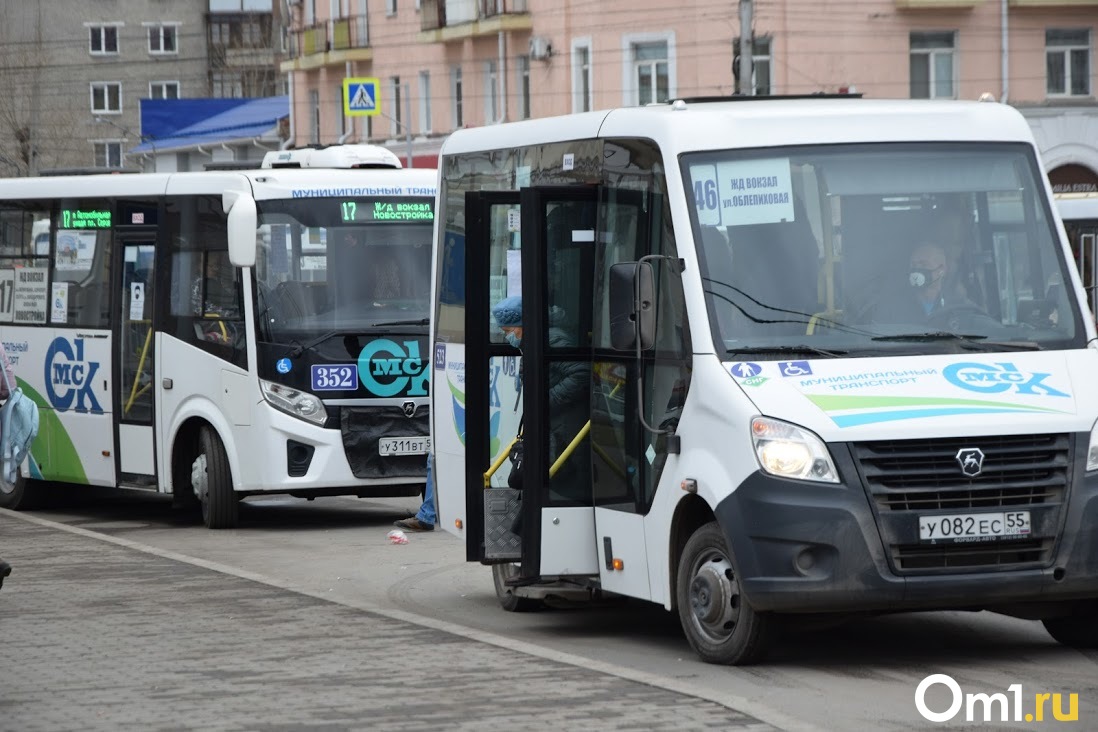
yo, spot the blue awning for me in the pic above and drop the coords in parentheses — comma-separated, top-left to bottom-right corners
(132, 96, 288, 153)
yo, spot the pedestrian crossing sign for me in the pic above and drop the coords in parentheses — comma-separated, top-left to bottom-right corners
(343, 77, 380, 117)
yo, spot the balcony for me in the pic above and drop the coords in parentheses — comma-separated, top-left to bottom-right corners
(419, 0, 532, 43)
(280, 18, 372, 73)
(894, 0, 984, 7)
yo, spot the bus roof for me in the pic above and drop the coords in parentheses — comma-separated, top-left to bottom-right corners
(439, 98, 1038, 158)
(0, 167, 438, 203)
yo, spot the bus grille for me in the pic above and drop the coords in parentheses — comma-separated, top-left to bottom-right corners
(850, 433, 1070, 573)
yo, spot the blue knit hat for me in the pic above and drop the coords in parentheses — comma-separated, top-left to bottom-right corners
(492, 296, 522, 327)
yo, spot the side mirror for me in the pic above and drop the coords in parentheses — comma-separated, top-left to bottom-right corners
(609, 261, 656, 351)
(225, 192, 257, 268)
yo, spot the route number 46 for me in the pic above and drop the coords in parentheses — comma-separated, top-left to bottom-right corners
(694, 179, 718, 210)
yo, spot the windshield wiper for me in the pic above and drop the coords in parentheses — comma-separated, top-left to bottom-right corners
(726, 344, 847, 358)
(288, 330, 341, 358)
(372, 317, 429, 328)
(871, 332, 1041, 351)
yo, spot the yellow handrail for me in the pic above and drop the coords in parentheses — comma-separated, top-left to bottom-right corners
(124, 327, 153, 415)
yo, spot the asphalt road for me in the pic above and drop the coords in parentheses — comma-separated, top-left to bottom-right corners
(10, 485, 1098, 732)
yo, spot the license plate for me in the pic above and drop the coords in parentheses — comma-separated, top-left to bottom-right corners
(378, 436, 430, 456)
(919, 511, 1031, 542)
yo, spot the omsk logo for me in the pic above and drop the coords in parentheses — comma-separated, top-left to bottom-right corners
(45, 336, 103, 413)
(943, 362, 1069, 397)
(358, 339, 429, 397)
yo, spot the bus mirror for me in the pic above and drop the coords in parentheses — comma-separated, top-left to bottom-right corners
(226, 194, 257, 268)
(609, 261, 656, 351)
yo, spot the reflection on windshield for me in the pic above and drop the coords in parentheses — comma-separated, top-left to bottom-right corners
(255, 198, 433, 346)
(687, 144, 1081, 357)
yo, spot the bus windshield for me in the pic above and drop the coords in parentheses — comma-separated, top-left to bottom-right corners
(254, 196, 433, 346)
(684, 142, 1083, 357)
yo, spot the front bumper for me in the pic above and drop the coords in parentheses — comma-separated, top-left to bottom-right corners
(715, 436, 1098, 613)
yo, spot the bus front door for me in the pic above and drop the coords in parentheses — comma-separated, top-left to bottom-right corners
(462, 188, 600, 582)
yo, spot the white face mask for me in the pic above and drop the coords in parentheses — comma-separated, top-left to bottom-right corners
(505, 332, 522, 349)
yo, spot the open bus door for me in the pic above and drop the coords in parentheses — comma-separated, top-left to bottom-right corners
(462, 187, 603, 598)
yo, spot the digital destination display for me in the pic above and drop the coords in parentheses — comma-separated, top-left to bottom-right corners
(60, 209, 111, 229)
(340, 198, 434, 224)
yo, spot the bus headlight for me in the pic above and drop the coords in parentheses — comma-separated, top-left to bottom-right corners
(260, 379, 327, 426)
(751, 416, 839, 483)
(1087, 422, 1098, 472)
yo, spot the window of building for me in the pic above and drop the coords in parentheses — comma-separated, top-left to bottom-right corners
(418, 71, 432, 134)
(452, 66, 463, 129)
(387, 0, 397, 15)
(517, 55, 531, 120)
(1047, 29, 1091, 97)
(573, 40, 592, 113)
(733, 36, 772, 95)
(90, 82, 122, 114)
(484, 61, 499, 123)
(211, 72, 244, 98)
(210, 15, 271, 49)
(910, 31, 956, 99)
(309, 89, 320, 145)
(147, 24, 179, 54)
(88, 25, 119, 55)
(149, 81, 180, 99)
(390, 76, 402, 137)
(93, 141, 123, 168)
(623, 34, 673, 106)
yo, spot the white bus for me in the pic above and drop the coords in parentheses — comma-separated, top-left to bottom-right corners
(0, 144, 437, 528)
(1055, 192, 1098, 322)
(430, 98, 1098, 664)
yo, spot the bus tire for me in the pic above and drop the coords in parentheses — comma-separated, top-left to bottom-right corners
(0, 472, 35, 510)
(195, 426, 237, 529)
(676, 521, 772, 665)
(492, 563, 542, 612)
(1043, 609, 1098, 648)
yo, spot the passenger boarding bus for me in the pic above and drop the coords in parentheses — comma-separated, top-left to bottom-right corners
(430, 97, 1098, 664)
(0, 144, 436, 528)
(1055, 191, 1098, 322)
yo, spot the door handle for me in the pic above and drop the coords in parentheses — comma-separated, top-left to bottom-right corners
(162, 378, 173, 389)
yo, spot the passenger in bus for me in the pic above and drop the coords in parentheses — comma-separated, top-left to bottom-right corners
(191, 257, 242, 344)
(491, 296, 589, 502)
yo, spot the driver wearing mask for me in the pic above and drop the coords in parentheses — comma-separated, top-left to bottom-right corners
(871, 241, 975, 325)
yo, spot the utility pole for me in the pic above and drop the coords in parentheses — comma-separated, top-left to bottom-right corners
(739, 0, 754, 97)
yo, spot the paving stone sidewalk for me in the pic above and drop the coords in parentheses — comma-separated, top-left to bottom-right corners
(0, 514, 775, 732)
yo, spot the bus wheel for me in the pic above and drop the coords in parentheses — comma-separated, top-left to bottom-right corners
(492, 563, 542, 612)
(0, 473, 35, 510)
(676, 521, 772, 665)
(193, 426, 237, 530)
(1043, 609, 1098, 648)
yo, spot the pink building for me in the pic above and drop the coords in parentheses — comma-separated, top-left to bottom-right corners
(282, 0, 1098, 188)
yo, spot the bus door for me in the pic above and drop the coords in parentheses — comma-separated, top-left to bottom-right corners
(115, 235, 157, 482)
(463, 187, 601, 580)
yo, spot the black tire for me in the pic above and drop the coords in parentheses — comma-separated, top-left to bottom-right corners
(195, 425, 237, 529)
(492, 563, 543, 612)
(1043, 612, 1098, 648)
(676, 521, 772, 665)
(0, 472, 37, 510)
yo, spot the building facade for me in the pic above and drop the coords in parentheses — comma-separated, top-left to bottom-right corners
(0, 0, 281, 175)
(281, 0, 1097, 185)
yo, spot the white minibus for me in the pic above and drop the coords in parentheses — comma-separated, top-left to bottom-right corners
(430, 97, 1098, 664)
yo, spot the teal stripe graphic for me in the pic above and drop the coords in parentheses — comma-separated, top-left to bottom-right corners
(831, 406, 1056, 428)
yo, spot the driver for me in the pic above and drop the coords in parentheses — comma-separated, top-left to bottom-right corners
(872, 241, 971, 325)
